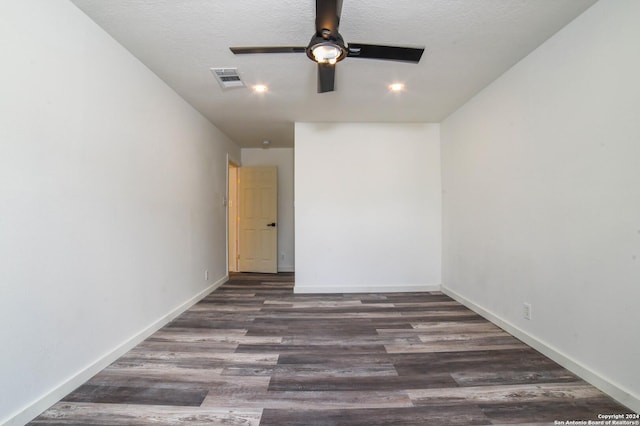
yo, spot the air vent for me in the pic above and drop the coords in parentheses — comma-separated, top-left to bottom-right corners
(210, 68, 246, 89)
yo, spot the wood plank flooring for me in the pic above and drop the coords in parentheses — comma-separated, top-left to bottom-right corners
(31, 273, 632, 425)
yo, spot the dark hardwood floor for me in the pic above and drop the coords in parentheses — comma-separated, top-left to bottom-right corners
(31, 273, 632, 425)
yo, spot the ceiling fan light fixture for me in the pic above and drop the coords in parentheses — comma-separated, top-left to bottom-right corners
(306, 33, 347, 64)
(311, 43, 344, 64)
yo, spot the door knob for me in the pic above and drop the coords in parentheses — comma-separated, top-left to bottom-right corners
(267, 222, 277, 227)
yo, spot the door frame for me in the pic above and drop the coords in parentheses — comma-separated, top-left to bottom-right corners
(227, 157, 240, 274)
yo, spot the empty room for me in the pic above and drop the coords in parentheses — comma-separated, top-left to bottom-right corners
(1, 0, 638, 425)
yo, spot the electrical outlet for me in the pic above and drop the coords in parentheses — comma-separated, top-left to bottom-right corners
(205, 270, 209, 281)
(523, 303, 532, 320)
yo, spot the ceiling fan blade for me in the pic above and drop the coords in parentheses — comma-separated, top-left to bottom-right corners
(347, 43, 424, 63)
(230, 46, 306, 54)
(317, 63, 335, 93)
(316, 0, 343, 36)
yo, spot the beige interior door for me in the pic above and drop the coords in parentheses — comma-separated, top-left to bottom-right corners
(238, 166, 278, 273)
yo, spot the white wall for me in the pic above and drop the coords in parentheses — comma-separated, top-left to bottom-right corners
(441, 0, 640, 412)
(0, 1, 240, 424)
(241, 148, 295, 272)
(295, 123, 441, 293)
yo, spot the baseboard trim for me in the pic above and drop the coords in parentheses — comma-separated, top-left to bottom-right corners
(441, 285, 640, 414)
(277, 266, 295, 273)
(294, 283, 441, 294)
(4, 275, 228, 426)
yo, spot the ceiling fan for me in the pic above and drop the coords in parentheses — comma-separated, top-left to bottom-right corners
(229, 0, 425, 93)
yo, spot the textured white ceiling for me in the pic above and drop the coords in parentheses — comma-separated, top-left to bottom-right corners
(69, 0, 597, 147)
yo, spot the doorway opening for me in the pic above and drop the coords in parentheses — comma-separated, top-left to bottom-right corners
(228, 164, 279, 273)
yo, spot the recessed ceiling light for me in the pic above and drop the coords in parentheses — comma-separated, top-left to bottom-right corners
(253, 84, 268, 93)
(389, 83, 405, 92)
